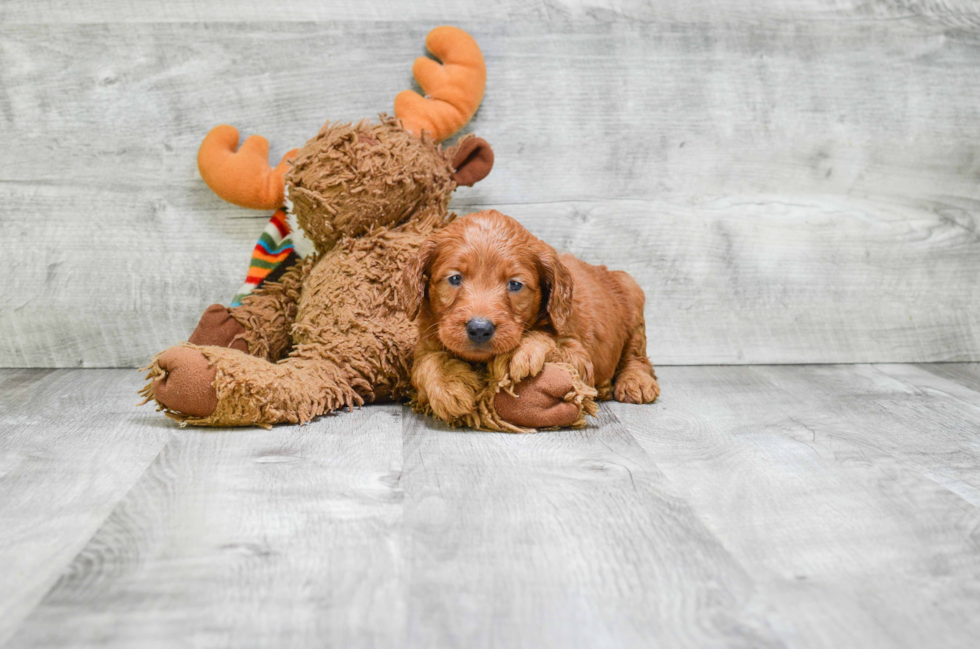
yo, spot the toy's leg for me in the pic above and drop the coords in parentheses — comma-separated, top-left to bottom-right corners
(612, 317, 660, 404)
(188, 304, 249, 352)
(140, 344, 362, 427)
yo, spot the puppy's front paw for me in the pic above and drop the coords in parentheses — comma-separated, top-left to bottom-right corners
(613, 370, 660, 404)
(425, 376, 480, 422)
(506, 331, 556, 383)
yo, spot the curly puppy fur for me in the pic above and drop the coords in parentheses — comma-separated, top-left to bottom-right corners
(404, 210, 659, 429)
(141, 118, 495, 427)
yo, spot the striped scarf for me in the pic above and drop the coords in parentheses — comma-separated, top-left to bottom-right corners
(230, 210, 302, 307)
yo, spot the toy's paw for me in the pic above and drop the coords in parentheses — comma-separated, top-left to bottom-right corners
(613, 369, 660, 404)
(495, 363, 581, 429)
(152, 347, 219, 418)
(188, 304, 248, 352)
(426, 376, 480, 422)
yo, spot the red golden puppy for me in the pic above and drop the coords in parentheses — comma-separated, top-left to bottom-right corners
(403, 209, 659, 430)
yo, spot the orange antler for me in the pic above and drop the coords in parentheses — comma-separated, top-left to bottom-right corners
(197, 125, 297, 210)
(395, 26, 486, 143)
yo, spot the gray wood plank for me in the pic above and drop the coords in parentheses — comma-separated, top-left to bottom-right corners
(5, 404, 406, 649)
(612, 364, 980, 648)
(399, 409, 780, 648)
(917, 362, 980, 394)
(760, 363, 980, 506)
(3, 18, 980, 367)
(0, 370, 172, 646)
(5, 20, 980, 206)
(3, 0, 980, 27)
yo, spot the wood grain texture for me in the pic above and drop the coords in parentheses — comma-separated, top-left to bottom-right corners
(0, 370, 171, 646)
(7, 404, 406, 649)
(3, 365, 980, 646)
(399, 408, 778, 648)
(2, 7, 980, 367)
(614, 364, 980, 648)
(4, 0, 980, 27)
(918, 362, 980, 393)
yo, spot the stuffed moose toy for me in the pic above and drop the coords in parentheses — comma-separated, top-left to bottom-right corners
(141, 27, 598, 431)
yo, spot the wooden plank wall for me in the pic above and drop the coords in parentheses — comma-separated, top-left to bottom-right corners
(2, 1, 979, 367)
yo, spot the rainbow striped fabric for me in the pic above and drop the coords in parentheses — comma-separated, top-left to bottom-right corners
(230, 210, 300, 307)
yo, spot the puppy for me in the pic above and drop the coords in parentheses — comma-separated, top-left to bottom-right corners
(403, 209, 659, 428)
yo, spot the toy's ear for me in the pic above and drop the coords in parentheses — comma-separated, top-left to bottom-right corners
(402, 239, 439, 321)
(452, 137, 493, 186)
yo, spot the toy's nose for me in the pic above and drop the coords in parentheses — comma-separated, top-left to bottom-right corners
(466, 318, 495, 344)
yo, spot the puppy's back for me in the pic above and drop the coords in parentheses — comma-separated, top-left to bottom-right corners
(562, 256, 644, 325)
(559, 254, 646, 385)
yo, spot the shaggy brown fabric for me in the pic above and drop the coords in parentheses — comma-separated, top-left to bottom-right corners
(286, 118, 456, 251)
(230, 256, 315, 361)
(143, 212, 447, 427)
(405, 358, 596, 434)
(406, 323, 598, 434)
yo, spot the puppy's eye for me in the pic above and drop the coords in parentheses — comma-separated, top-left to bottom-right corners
(447, 274, 463, 287)
(507, 280, 523, 292)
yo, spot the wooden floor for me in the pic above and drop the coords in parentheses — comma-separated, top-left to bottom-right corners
(1, 364, 978, 648)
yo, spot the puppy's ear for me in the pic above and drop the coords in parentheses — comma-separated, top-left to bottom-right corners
(536, 242, 574, 335)
(402, 239, 438, 321)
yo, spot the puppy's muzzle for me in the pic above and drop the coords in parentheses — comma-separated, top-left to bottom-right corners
(466, 318, 495, 344)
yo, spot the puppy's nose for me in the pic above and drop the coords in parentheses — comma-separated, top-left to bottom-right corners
(466, 318, 496, 344)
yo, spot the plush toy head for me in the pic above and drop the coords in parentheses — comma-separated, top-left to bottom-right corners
(285, 118, 492, 252)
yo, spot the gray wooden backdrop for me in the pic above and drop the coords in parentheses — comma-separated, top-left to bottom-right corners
(2, 0, 980, 368)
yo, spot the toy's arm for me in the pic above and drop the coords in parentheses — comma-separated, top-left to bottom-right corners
(492, 363, 597, 430)
(228, 255, 315, 361)
(482, 331, 598, 432)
